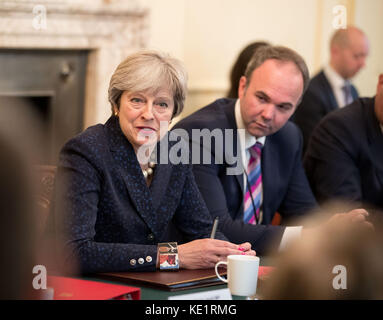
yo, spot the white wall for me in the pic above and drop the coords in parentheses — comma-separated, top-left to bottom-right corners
(353, 0, 383, 96)
(142, 0, 186, 60)
(142, 0, 383, 120)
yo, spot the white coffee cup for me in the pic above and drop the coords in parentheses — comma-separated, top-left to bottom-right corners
(215, 255, 260, 296)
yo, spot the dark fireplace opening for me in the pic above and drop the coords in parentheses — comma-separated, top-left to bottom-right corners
(1, 95, 53, 163)
(28, 96, 51, 124)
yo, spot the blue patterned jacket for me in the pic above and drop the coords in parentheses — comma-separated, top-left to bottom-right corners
(53, 116, 226, 274)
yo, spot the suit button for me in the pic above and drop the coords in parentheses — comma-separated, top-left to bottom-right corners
(146, 256, 152, 263)
(147, 233, 154, 241)
(130, 259, 136, 266)
(138, 258, 144, 265)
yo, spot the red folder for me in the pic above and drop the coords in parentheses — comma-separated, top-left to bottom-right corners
(48, 276, 140, 300)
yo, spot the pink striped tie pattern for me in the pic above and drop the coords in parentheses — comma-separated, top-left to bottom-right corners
(243, 142, 262, 224)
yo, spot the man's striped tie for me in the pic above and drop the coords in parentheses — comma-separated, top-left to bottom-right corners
(243, 142, 262, 224)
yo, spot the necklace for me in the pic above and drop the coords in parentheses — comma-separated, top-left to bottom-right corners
(142, 162, 156, 179)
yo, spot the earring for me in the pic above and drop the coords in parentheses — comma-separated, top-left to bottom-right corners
(114, 111, 118, 117)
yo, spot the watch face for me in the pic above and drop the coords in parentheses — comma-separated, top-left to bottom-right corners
(159, 254, 178, 266)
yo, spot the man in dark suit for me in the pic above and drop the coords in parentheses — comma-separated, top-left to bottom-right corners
(293, 26, 369, 154)
(304, 74, 383, 211)
(174, 45, 318, 255)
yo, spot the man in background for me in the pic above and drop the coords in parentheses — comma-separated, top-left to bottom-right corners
(293, 26, 369, 154)
(174, 45, 371, 255)
(304, 74, 383, 211)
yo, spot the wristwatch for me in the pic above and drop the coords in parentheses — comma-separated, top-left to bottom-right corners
(157, 242, 179, 271)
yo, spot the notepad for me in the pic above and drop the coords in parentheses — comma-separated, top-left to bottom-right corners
(96, 268, 228, 292)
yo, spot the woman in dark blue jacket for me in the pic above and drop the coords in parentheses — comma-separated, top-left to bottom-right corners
(54, 51, 255, 274)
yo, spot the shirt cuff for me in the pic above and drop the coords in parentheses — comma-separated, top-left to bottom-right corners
(278, 226, 302, 252)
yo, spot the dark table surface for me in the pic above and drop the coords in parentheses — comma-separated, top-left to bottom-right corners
(86, 257, 273, 300)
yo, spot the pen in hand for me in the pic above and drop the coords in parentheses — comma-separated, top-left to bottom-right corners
(210, 216, 219, 239)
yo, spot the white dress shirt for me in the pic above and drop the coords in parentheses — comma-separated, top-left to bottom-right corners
(234, 100, 302, 251)
(323, 64, 353, 108)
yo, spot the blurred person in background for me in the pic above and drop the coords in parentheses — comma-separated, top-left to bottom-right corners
(262, 203, 383, 300)
(0, 98, 42, 299)
(304, 74, 383, 211)
(0, 135, 37, 299)
(293, 26, 369, 155)
(0, 97, 77, 298)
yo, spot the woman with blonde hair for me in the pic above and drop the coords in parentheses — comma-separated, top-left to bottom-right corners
(54, 50, 255, 274)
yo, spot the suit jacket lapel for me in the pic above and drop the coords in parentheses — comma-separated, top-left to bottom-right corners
(149, 139, 173, 212)
(260, 137, 278, 221)
(364, 98, 383, 186)
(104, 116, 158, 235)
(320, 71, 339, 109)
(223, 101, 244, 194)
(351, 85, 359, 100)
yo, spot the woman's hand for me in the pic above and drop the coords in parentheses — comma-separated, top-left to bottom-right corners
(237, 242, 256, 256)
(178, 239, 256, 269)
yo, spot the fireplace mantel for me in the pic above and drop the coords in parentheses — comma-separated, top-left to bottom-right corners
(0, 0, 149, 127)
